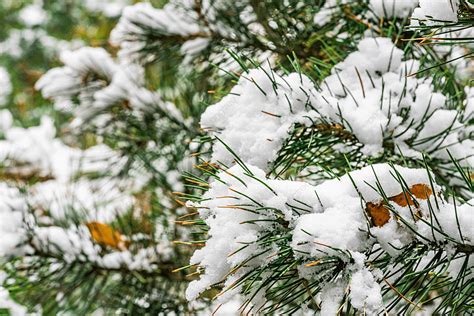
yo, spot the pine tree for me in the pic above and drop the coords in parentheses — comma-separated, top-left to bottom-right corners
(0, 0, 472, 315)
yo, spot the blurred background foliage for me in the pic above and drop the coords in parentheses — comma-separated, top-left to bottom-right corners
(0, 0, 172, 128)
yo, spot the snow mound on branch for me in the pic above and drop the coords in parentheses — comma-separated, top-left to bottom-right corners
(36, 47, 117, 112)
(187, 161, 473, 312)
(0, 112, 145, 222)
(186, 163, 320, 302)
(110, 1, 206, 62)
(19, 2, 48, 27)
(319, 37, 472, 175)
(30, 177, 135, 223)
(292, 163, 436, 258)
(349, 266, 383, 315)
(31, 225, 161, 271)
(0, 270, 33, 316)
(0, 110, 13, 132)
(370, 0, 419, 18)
(0, 116, 80, 181)
(313, 0, 350, 26)
(200, 67, 329, 169)
(0, 112, 164, 271)
(36, 46, 179, 132)
(411, 0, 459, 26)
(201, 37, 472, 178)
(314, 0, 418, 26)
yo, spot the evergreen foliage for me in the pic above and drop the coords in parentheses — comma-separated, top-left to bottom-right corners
(0, 0, 472, 315)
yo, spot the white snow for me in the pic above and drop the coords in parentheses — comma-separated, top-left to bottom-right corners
(320, 280, 346, 315)
(200, 67, 327, 169)
(0, 29, 83, 59)
(187, 161, 472, 311)
(370, 0, 419, 18)
(0, 271, 32, 316)
(36, 47, 117, 112)
(0, 67, 12, 106)
(313, 0, 349, 26)
(84, 0, 131, 17)
(201, 37, 472, 178)
(110, 1, 205, 61)
(349, 267, 383, 315)
(411, 0, 460, 25)
(19, 2, 48, 27)
(186, 163, 320, 301)
(0, 184, 30, 257)
(0, 110, 13, 132)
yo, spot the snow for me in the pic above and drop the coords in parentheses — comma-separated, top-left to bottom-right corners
(0, 271, 31, 316)
(0, 110, 13, 132)
(200, 67, 326, 169)
(0, 67, 12, 106)
(0, 184, 30, 257)
(84, 0, 131, 17)
(313, 0, 349, 26)
(292, 163, 437, 258)
(411, 0, 459, 25)
(31, 225, 161, 271)
(370, 0, 419, 18)
(293, 197, 368, 257)
(186, 163, 319, 301)
(0, 110, 149, 257)
(19, 2, 48, 27)
(187, 161, 472, 310)
(29, 178, 135, 222)
(110, 1, 206, 61)
(200, 37, 472, 178)
(2, 0, 471, 312)
(427, 27, 473, 81)
(0, 116, 77, 180)
(349, 267, 383, 315)
(465, 86, 474, 120)
(315, 0, 419, 25)
(36, 46, 173, 133)
(423, 199, 474, 245)
(36, 47, 117, 112)
(316, 37, 472, 178)
(0, 29, 82, 59)
(320, 280, 346, 315)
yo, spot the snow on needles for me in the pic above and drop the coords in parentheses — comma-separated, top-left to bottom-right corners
(186, 163, 473, 314)
(0, 270, 34, 316)
(186, 164, 319, 302)
(202, 37, 473, 179)
(411, 0, 460, 26)
(200, 67, 328, 169)
(35, 47, 118, 112)
(110, 1, 206, 62)
(36, 46, 183, 134)
(0, 110, 162, 272)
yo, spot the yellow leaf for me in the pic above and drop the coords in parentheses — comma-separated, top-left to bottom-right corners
(86, 221, 129, 250)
